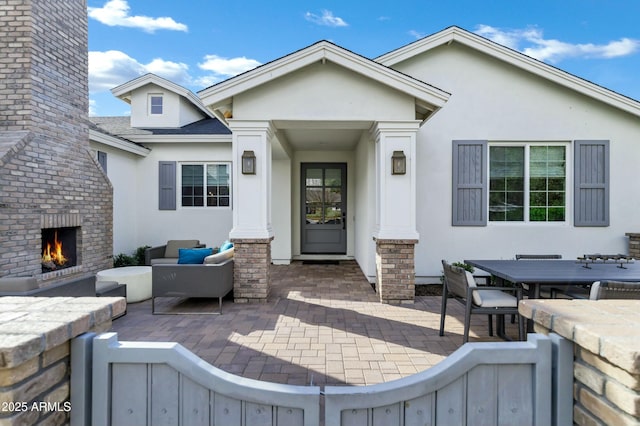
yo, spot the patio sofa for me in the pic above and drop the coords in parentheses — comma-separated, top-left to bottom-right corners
(151, 249, 234, 314)
(145, 239, 205, 265)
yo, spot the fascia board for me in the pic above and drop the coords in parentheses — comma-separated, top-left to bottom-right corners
(200, 42, 449, 109)
(199, 48, 327, 106)
(126, 134, 232, 144)
(375, 27, 458, 66)
(451, 31, 640, 117)
(89, 129, 150, 157)
(378, 28, 640, 118)
(323, 47, 449, 107)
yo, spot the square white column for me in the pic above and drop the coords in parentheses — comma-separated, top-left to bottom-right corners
(228, 120, 274, 239)
(371, 121, 421, 241)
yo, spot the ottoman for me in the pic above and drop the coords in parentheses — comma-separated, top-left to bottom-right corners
(97, 266, 152, 303)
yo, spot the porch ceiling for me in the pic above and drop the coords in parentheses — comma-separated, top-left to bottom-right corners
(274, 120, 371, 152)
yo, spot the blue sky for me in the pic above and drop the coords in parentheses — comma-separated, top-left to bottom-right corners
(88, 0, 640, 117)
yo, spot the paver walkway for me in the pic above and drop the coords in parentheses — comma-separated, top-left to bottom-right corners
(110, 261, 519, 387)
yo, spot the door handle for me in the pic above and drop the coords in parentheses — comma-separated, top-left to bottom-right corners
(342, 212, 346, 230)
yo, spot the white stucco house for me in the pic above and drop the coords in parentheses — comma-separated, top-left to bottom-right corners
(89, 26, 640, 303)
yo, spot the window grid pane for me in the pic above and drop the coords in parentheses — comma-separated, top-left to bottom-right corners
(181, 165, 203, 207)
(489, 145, 566, 223)
(181, 163, 231, 208)
(529, 146, 566, 222)
(150, 96, 163, 114)
(206, 164, 230, 207)
(489, 146, 524, 222)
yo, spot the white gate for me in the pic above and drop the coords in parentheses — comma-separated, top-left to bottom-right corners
(71, 332, 571, 426)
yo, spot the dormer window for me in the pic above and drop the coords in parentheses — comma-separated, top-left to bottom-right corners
(149, 94, 163, 115)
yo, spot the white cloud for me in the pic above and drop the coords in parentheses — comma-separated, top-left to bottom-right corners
(304, 10, 348, 27)
(197, 55, 262, 85)
(89, 50, 145, 92)
(88, 0, 187, 33)
(145, 58, 190, 82)
(475, 25, 640, 63)
(192, 75, 221, 88)
(408, 30, 426, 40)
(88, 99, 97, 116)
(89, 49, 262, 95)
(474, 25, 527, 50)
(88, 50, 190, 92)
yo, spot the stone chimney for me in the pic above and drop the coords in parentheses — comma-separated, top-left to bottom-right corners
(0, 0, 113, 281)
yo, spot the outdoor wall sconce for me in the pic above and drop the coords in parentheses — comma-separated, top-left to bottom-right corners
(391, 150, 406, 175)
(241, 150, 256, 174)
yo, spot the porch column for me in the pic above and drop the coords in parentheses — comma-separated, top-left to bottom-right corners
(371, 121, 420, 304)
(228, 120, 274, 303)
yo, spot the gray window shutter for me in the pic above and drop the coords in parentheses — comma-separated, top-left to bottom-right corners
(159, 161, 177, 210)
(452, 140, 487, 226)
(574, 140, 609, 226)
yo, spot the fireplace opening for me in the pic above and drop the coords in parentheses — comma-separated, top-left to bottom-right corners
(42, 227, 78, 273)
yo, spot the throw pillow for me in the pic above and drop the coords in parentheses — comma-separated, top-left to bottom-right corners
(177, 247, 213, 264)
(165, 240, 200, 258)
(204, 247, 234, 264)
(219, 240, 234, 252)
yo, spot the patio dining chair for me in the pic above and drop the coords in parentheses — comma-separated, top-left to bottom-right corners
(439, 260, 524, 343)
(589, 280, 640, 300)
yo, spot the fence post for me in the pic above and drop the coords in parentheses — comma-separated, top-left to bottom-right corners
(70, 332, 96, 426)
(92, 332, 120, 426)
(550, 333, 573, 426)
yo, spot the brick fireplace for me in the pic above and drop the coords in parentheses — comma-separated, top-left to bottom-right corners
(0, 0, 113, 284)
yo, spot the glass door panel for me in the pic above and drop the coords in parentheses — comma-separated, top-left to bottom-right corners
(301, 163, 347, 254)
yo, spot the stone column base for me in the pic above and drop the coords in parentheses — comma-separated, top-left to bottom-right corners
(625, 233, 640, 259)
(231, 237, 273, 303)
(374, 238, 417, 304)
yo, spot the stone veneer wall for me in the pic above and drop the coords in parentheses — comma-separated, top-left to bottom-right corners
(0, 297, 126, 425)
(520, 299, 640, 425)
(0, 0, 113, 282)
(374, 238, 417, 304)
(231, 238, 273, 303)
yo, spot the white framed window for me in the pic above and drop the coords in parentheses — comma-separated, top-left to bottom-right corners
(180, 163, 231, 207)
(489, 143, 567, 222)
(149, 94, 163, 115)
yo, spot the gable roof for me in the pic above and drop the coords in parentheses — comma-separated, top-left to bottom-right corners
(376, 26, 640, 119)
(198, 40, 451, 123)
(111, 73, 214, 119)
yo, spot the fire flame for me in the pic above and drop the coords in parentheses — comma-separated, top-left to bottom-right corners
(42, 231, 68, 266)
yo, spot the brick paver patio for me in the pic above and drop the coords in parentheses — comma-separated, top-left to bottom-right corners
(110, 261, 519, 387)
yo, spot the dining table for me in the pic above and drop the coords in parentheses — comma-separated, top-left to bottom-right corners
(464, 258, 640, 299)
